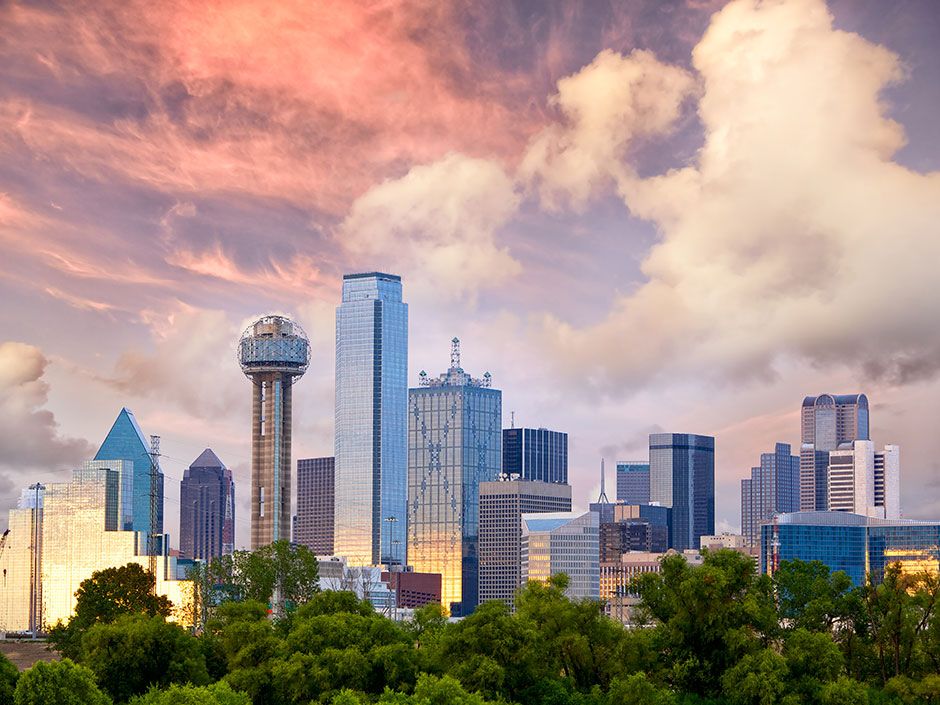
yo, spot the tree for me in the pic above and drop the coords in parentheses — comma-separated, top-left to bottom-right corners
(606, 673, 675, 705)
(783, 628, 844, 701)
(127, 682, 250, 705)
(48, 563, 172, 659)
(819, 677, 869, 705)
(0, 652, 17, 705)
(81, 614, 210, 703)
(721, 649, 789, 705)
(208, 541, 320, 611)
(774, 560, 860, 633)
(13, 659, 110, 705)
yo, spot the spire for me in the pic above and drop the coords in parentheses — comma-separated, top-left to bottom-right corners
(597, 458, 610, 504)
(450, 337, 461, 369)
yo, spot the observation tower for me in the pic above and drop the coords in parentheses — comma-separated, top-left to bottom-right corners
(238, 315, 309, 548)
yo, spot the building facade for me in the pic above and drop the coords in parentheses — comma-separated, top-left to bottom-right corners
(334, 273, 408, 566)
(761, 512, 940, 586)
(294, 456, 335, 555)
(408, 339, 501, 616)
(800, 394, 869, 511)
(616, 462, 650, 504)
(179, 449, 235, 560)
(522, 512, 599, 601)
(740, 442, 800, 548)
(478, 479, 572, 609)
(649, 433, 715, 551)
(238, 315, 309, 549)
(502, 428, 568, 484)
(827, 441, 900, 519)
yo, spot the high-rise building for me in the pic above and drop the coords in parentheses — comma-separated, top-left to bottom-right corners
(649, 433, 715, 551)
(295, 457, 335, 555)
(179, 449, 235, 560)
(478, 478, 572, 609)
(616, 462, 650, 504)
(408, 338, 501, 616)
(94, 407, 163, 539)
(800, 394, 869, 511)
(237, 315, 309, 549)
(599, 504, 671, 559)
(827, 441, 900, 519)
(334, 273, 408, 567)
(521, 511, 599, 601)
(740, 443, 800, 548)
(761, 512, 939, 586)
(502, 428, 568, 484)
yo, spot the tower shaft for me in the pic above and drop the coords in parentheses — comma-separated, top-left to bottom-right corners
(250, 372, 293, 548)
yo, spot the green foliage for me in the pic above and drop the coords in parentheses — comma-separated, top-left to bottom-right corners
(0, 652, 17, 705)
(13, 658, 110, 705)
(775, 560, 860, 633)
(819, 677, 870, 705)
(721, 649, 788, 705)
(607, 673, 675, 705)
(128, 681, 250, 705)
(81, 614, 210, 703)
(208, 541, 319, 611)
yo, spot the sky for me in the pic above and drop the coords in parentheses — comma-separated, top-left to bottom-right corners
(1, 0, 939, 545)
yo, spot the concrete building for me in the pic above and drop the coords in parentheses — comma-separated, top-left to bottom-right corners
(238, 316, 309, 549)
(334, 273, 408, 567)
(179, 449, 235, 560)
(502, 427, 568, 484)
(522, 511, 599, 601)
(649, 433, 715, 551)
(408, 338, 501, 616)
(616, 462, 650, 505)
(800, 394, 869, 511)
(740, 443, 800, 548)
(294, 457, 335, 555)
(478, 478, 572, 609)
(827, 441, 900, 519)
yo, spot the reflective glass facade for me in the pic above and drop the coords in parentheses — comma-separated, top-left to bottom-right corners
(740, 443, 800, 548)
(408, 353, 501, 616)
(616, 462, 650, 504)
(335, 273, 408, 566)
(502, 428, 568, 484)
(180, 449, 235, 560)
(295, 456, 335, 555)
(649, 433, 714, 551)
(521, 512, 599, 601)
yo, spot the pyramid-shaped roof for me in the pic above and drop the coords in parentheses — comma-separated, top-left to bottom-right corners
(190, 448, 225, 469)
(95, 407, 149, 461)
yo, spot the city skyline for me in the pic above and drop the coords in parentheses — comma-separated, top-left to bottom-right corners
(3, 0, 940, 547)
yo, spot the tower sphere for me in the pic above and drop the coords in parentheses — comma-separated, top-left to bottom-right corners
(237, 315, 310, 381)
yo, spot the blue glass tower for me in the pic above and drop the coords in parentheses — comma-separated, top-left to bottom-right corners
(94, 407, 163, 543)
(741, 442, 800, 548)
(334, 273, 408, 566)
(649, 433, 714, 551)
(502, 427, 567, 484)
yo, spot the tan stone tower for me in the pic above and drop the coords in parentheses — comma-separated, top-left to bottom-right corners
(238, 316, 309, 549)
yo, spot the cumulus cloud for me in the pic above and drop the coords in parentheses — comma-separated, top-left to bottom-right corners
(542, 0, 940, 393)
(519, 49, 696, 211)
(338, 153, 522, 300)
(0, 341, 91, 474)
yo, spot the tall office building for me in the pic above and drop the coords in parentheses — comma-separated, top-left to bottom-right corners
(599, 504, 671, 559)
(478, 478, 572, 609)
(649, 433, 715, 552)
(740, 443, 800, 548)
(408, 339, 501, 616)
(800, 394, 869, 511)
(502, 428, 568, 484)
(238, 315, 309, 549)
(295, 457, 335, 555)
(521, 511, 599, 601)
(334, 273, 408, 566)
(827, 441, 900, 519)
(94, 407, 163, 539)
(616, 462, 650, 504)
(179, 449, 235, 560)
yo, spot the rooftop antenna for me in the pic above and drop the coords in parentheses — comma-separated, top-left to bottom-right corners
(450, 337, 461, 369)
(597, 458, 610, 504)
(511, 411, 515, 429)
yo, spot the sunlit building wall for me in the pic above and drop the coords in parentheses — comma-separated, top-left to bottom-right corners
(0, 502, 39, 632)
(827, 441, 900, 519)
(334, 273, 408, 566)
(408, 339, 501, 616)
(521, 511, 599, 601)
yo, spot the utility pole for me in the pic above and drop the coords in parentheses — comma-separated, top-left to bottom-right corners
(149, 435, 161, 592)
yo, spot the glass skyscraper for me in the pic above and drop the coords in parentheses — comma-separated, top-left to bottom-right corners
(740, 442, 800, 548)
(502, 428, 568, 484)
(179, 449, 235, 560)
(616, 461, 651, 504)
(408, 339, 501, 616)
(294, 456, 335, 555)
(521, 511, 599, 601)
(334, 273, 408, 566)
(649, 433, 715, 551)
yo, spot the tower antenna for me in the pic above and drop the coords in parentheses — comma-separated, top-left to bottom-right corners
(597, 458, 609, 504)
(451, 337, 461, 369)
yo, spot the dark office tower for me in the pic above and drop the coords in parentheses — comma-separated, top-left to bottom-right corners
(740, 443, 800, 548)
(478, 478, 572, 609)
(800, 394, 869, 511)
(180, 449, 235, 560)
(649, 433, 715, 552)
(295, 457, 335, 555)
(616, 462, 650, 504)
(502, 428, 568, 484)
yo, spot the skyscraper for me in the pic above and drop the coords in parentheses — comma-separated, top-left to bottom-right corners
(179, 449, 235, 560)
(827, 441, 900, 519)
(740, 443, 800, 548)
(649, 433, 715, 551)
(408, 338, 501, 616)
(238, 315, 309, 549)
(478, 478, 572, 609)
(295, 456, 335, 555)
(800, 394, 869, 511)
(616, 461, 650, 504)
(94, 407, 163, 539)
(334, 273, 408, 567)
(502, 428, 568, 484)
(521, 511, 599, 601)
